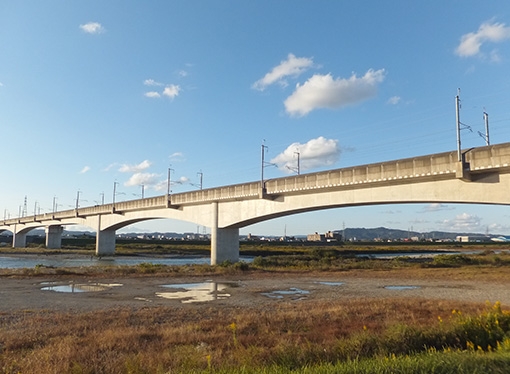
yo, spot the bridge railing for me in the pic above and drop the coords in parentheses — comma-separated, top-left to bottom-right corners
(170, 182, 260, 204)
(113, 196, 167, 211)
(466, 143, 510, 170)
(264, 150, 462, 193)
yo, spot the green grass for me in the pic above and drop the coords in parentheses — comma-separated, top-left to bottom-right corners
(184, 350, 510, 374)
(3, 301, 510, 373)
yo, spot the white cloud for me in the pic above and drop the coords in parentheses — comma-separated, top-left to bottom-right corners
(179, 176, 190, 183)
(80, 166, 90, 174)
(488, 223, 510, 234)
(284, 69, 385, 117)
(168, 153, 186, 164)
(439, 213, 482, 232)
(271, 136, 340, 173)
(124, 172, 161, 187)
(178, 70, 188, 78)
(490, 49, 502, 62)
(420, 203, 455, 213)
(119, 160, 152, 173)
(409, 218, 429, 225)
(144, 79, 163, 86)
(456, 21, 510, 57)
(387, 96, 401, 105)
(380, 210, 402, 215)
(153, 180, 168, 192)
(79, 22, 105, 34)
(144, 91, 161, 98)
(163, 84, 181, 99)
(252, 53, 314, 91)
(170, 152, 183, 158)
(103, 163, 118, 172)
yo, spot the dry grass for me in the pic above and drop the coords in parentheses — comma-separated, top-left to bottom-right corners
(0, 298, 486, 374)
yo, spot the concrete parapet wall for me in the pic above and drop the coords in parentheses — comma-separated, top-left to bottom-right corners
(1, 143, 510, 230)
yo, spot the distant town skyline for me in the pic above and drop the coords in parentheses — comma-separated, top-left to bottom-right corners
(2, 1, 510, 236)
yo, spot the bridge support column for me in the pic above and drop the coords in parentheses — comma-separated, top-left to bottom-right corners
(211, 202, 239, 265)
(45, 225, 63, 249)
(13, 231, 26, 248)
(95, 216, 116, 256)
(96, 229, 116, 256)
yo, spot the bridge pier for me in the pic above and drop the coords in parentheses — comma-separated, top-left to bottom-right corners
(211, 202, 239, 265)
(96, 228, 116, 256)
(12, 230, 26, 248)
(95, 215, 116, 256)
(45, 225, 63, 249)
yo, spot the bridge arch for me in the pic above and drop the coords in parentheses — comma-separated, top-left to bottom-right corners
(217, 174, 510, 228)
(94, 213, 206, 232)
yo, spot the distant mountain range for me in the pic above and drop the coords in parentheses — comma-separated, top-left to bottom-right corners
(334, 227, 491, 241)
(0, 227, 499, 241)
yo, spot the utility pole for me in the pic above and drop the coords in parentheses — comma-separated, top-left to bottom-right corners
(484, 111, 490, 146)
(52, 196, 57, 213)
(22, 196, 27, 217)
(100, 192, 105, 205)
(141, 184, 144, 199)
(34, 201, 38, 216)
(261, 143, 268, 189)
(456, 89, 462, 162)
(75, 190, 81, 210)
(197, 171, 203, 190)
(295, 151, 300, 175)
(113, 182, 118, 205)
(166, 167, 174, 207)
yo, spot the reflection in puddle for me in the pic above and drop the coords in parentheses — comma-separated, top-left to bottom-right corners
(261, 287, 310, 300)
(384, 286, 421, 290)
(156, 282, 234, 303)
(315, 281, 345, 286)
(135, 297, 152, 303)
(41, 282, 123, 293)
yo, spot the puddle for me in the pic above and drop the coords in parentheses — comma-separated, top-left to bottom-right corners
(315, 281, 345, 286)
(135, 297, 153, 303)
(156, 281, 236, 303)
(261, 287, 310, 300)
(41, 282, 123, 293)
(384, 286, 421, 290)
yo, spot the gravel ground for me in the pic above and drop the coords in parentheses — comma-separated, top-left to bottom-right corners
(0, 271, 508, 312)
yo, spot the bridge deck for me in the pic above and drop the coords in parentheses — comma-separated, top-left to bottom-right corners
(3, 142, 510, 226)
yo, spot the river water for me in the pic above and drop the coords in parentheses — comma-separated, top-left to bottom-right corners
(0, 255, 230, 269)
(0, 250, 493, 269)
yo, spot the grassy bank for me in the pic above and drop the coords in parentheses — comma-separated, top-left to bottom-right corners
(2, 300, 510, 373)
(2, 246, 510, 281)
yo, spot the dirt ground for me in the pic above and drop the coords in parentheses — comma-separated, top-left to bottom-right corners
(1, 269, 509, 312)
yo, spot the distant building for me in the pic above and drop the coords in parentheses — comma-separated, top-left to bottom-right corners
(456, 236, 471, 242)
(307, 232, 324, 241)
(307, 231, 342, 242)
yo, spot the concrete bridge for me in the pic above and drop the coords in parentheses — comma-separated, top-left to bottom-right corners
(2, 142, 510, 264)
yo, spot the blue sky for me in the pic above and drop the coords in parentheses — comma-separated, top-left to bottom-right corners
(2, 1, 510, 236)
